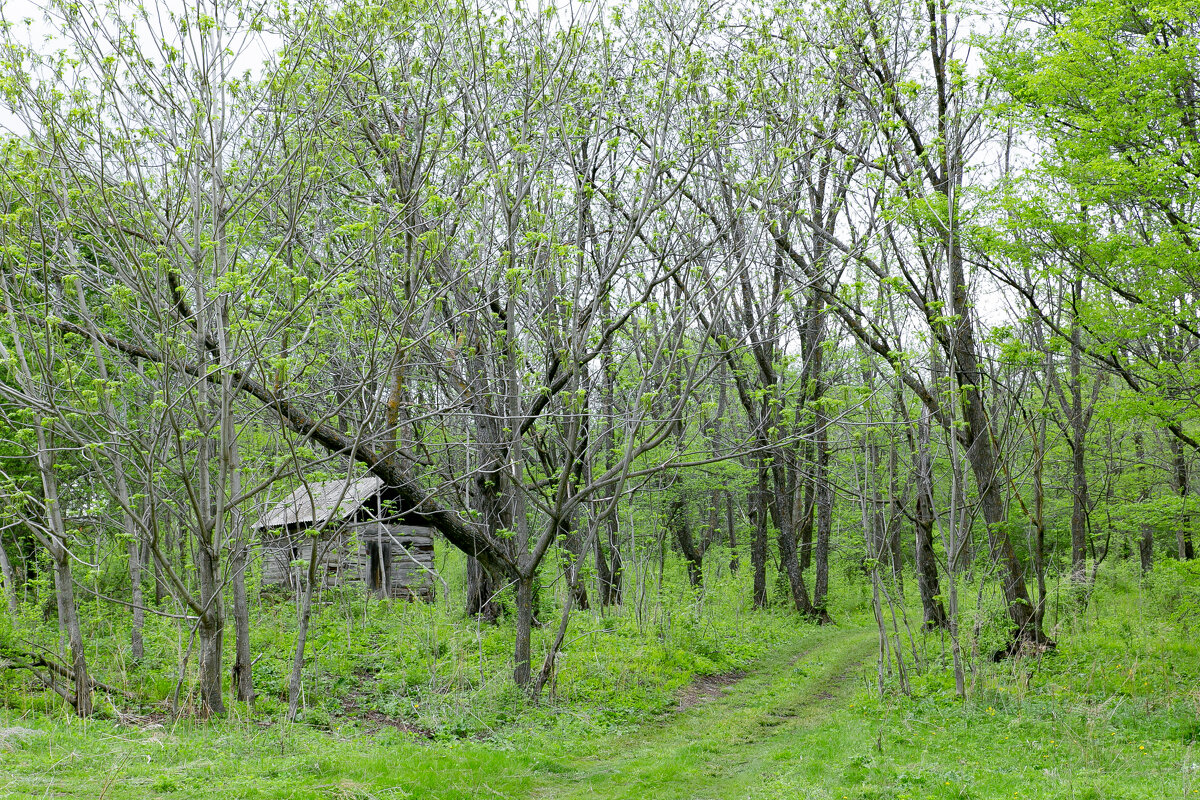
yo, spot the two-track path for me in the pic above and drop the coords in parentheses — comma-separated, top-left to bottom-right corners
(530, 627, 876, 799)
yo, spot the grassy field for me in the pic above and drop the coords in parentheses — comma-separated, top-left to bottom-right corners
(0, 560, 1196, 798)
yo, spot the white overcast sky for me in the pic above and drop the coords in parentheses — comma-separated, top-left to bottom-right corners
(0, 0, 284, 137)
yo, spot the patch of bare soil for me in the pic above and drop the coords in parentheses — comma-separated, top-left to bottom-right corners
(677, 670, 747, 711)
(338, 696, 435, 740)
(811, 661, 860, 702)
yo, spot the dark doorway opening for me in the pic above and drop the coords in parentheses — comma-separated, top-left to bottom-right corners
(366, 540, 392, 594)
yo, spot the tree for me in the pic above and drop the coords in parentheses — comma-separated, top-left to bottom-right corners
(989, 0, 1200, 531)
(810, 0, 1049, 645)
(0, 0, 369, 714)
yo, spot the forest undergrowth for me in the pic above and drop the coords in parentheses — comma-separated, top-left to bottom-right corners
(0, 552, 1195, 799)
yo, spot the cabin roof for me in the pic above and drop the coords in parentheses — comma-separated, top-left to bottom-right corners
(253, 476, 385, 531)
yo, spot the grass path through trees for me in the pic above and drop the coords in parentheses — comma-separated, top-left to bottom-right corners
(529, 628, 876, 799)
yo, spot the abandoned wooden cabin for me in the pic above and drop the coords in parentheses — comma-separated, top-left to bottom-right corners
(253, 476, 436, 601)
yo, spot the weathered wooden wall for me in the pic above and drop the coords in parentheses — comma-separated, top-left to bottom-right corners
(260, 523, 436, 602)
(349, 523, 436, 601)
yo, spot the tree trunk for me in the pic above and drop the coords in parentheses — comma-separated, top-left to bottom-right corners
(888, 523, 904, 599)
(1031, 421, 1049, 633)
(909, 0, 1047, 646)
(128, 538, 145, 662)
(810, 312, 833, 616)
(945, 395, 968, 698)
(606, 517, 624, 604)
(1068, 306, 1090, 583)
(1069, 433, 1090, 582)
(286, 535, 319, 722)
(771, 459, 816, 617)
(195, 541, 225, 717)
(33, 424, 92, 717)
(153, 544, 167, 605)
(557, 513, 590, 609)
(669, 498, 703, 589)
(1135, 433, 1154, 573)
(813, 403, 833, 614)
(0, 532, 18, 614)
(513, 572, 535, 690)
(595, 522, 613, 606)
(466, 556, 503, 621)
(230, 538, 255, 706)
(52, 552, 91, 717)
(1172, 436, 1196, 560)
(798, 501, 814, 573)
(797, 445, 815, 574)
(595, 509, 624, 607)
(914, 407, 948, 629)
(862, 417, 910, 696)
(468, 407, 512, 621)
(959, 388, 1044, 643)
(885, 425, 905, 600)
(221, 392, 254, 706)
(726, 492, 738, 574)
(778, 518, 815, 617)
(178, 521, 189, 594)
(707, 491, 724, 563)
(597, 287, 623, 606)
(948, 246, 1046, 644)
(1139, 522, 1155, 571)
(750, 470, 768, 608)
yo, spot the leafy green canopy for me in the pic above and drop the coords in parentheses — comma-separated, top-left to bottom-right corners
(990, 0, 1200, 430)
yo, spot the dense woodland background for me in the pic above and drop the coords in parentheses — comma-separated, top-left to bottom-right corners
(0, 0, 1196, 775)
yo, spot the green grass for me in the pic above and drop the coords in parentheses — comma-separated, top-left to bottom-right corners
(1, 546, 825, 737)
(0, 714, 542, 798)
(526, 626, 879, 799)
(2, 607, 1192, 799)
(0, 557, 1196, 798)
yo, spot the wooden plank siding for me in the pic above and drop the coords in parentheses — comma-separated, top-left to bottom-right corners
(260, 522, 436, 601)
